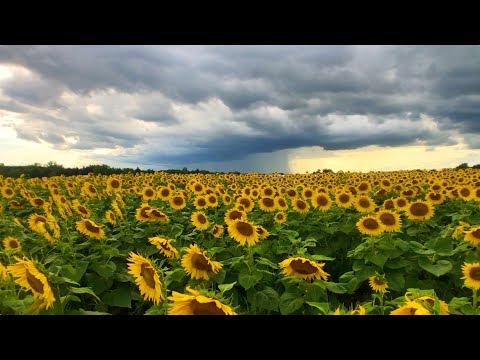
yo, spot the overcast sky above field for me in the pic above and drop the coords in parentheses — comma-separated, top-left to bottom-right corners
(0, 45, 479, 173)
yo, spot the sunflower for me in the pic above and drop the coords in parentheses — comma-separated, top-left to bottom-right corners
(7, 257, 56, 309)
(206, 194, 219, 208)
(105, 210, 116, 225)
(28, 213, 48, 233)
(227, 219, 260, 246)
(181, 244, 223, 280)
(311, 193, 332, 211)
(393, 197, 409, 211)
(292, 198, 310, 214)
(256, 225, 270, 240)
(157, 186, 171, 201)
(356, 216, 385, 236)
(464, 226, 480, 246)
(73, 200, 91, 218)
(368, 275, 388, 293)
(169, 195, 186, 210)
(354, 195, 376, 213)
(285, 188, 298, 199)
(168, 287, 236, 315)
(425, 192, 445, 205)
(212, 224, 224, 238)
(258, 197, 277, 212)
(224, 208, 246, 225)
(9, 200, 23, 209)
(452, 222, 469, 240)
(147, 208, 170, 223)
(149, 236, 180, 259)
(191, 182, 205, 195)
(191, 211, 209, 231)
(274, 211, 287, 224)
(350, 305, 366, 315)
(235, 196, 254, 212)
(413, 295, 449, 315)
(461, 262, 480, 290)
(194, 196, 208, 210)
(376, 210, 402, 232)
(222, 194, 233, 205)
(3, 236, 21, 252)
(127, 252, 164, 304)
(135, 203, 153, 222)
(275, 196, 289, 211)
(390, 302, 431, 315)
(458, 185, 475, 201)
(76, 219, 105, 240)
(335, 191, 353, 208)
(142, 187, 157, 201)
(1, 186, 15, 199)
(82, 182, 98, 198)
(106, 177, 122, 192)
(279, 257, 330, 281)
(405, 201, 435, 221)
(302, 187, 314, 200)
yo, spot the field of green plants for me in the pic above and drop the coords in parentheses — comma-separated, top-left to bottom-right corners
(1, 168, 480, 315)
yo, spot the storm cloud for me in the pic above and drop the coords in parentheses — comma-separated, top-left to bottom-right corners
(0, 45, 479, 171)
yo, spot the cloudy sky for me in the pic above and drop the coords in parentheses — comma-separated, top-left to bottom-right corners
(0, 45, 479, 173)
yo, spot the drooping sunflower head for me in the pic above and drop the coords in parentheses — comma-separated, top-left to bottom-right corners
(191, 211, 209, 231)
(390, 301, 431, 315)
(3, 236, 22, 252)
(181, 244, 223, 280)
(73, 200, 91, 218)
(279, 256, 330, 281)
(105, 210, 116, 225)
(256, 225, 270, 240)
(168, 286, 236, 315)
(368, 274, 388, 293)
(149, 236, 180, 259)
(29, 197, 46, 208)
(7, 257, 56, 309)
(28, 213, 48, 233)
(0, 261, 9, 281)
(227, 219, 260, 246)
(461, 262, 480, 290)
(405, 201, 435, 221)
(135, 203, 153, 222)
(76, 219, 105, 240)
(274, 211, 287, 224)
(356, 216, 385, 236)
(212, 224, 224, 238)
(127, 252, 164, 304)
(376, 210, 402, 232)
(146, 208, 170, 223)
(464, 226, 480, 246)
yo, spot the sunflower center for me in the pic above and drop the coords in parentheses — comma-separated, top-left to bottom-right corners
(208, 196, 216, 204)
(173, 197, 184, 206)
(194, 185, 203, 192)
(89, 185, 97, 193)
(432, 185, 441, 191)
(278, 199, 286, 207)
(382, 180, 391, 187)
(191, 253, 212, 271)
(397, 199, 406, 207)
(140, 207, 151, 218)
(359, 198, 370, 208)
(256, 227, 265, 235)
(78, 206, 88, 215)
(276, 214, 284, 220)
(316, 196, 328, 206)
(161, 189, 170, 197)
(296, 200, 307, 210)
(197, 198, 206, 207)
(290, 259, 318, 275)
(190, 299, 226, 315)
(304, 190, 313, 198)
(34, 199, 44, 206)
(196, 214, 207, 224)
(149, 209, 163, 218)
(9, 240, 19, 248)
(240, 198, 251, 207)
(264, 189, 273, 196)
(60, 197, 66, 203)
(145, 189, 154, 197)
(471, 229, 480, 239)
(373, 277, 386, 286)
(35, 216, 47, 224)
(213, 226, 220, 235)
(469, 267, 480, 281)
(262, 198, 275, 207)
(384, 200, 394, 209)
(460, 188, 471, 197)
(403, 190, 413, 196)
(359, 183, 368, 191)
(229, 210, 243, 221)
(339, 194, 350, 203)
(429, 193, 441, 201)
(379, 213, 396, 226)
(363, 218, 380, 230)
(85, 221, 100, 233)
(287, 190, 296, 197)
(26, 270, 44, 294)
(6, 189, 13, 195)
(111, 179, 120, 188)
(410, 203, 429, 216)
(140, 264, 157, 289)
(236, 221, 254, 236)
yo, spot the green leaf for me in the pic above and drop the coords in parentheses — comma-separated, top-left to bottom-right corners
(209, 247, 225, 255)
(213, 269, 227, 284)
(256, 257, 278, 269)
(218, 282, 236, 294)
(418, 258, 452, 277)
(409, 241, 435, 255)
(306, 302, 330, 314)
(165, 268, 185, 283)
(69, 286, 101, 301)
(170, 223, 184, 238)
(102, 286, 132, 308)
(365, 252, 388, 268)
(310, 254, 335, 261)
(324, 282, 348, 294)
(60, 262, 89, 283)
(238, 271, 263, 290)
(91, 261, 116, 278)
(145, 305, 165, 315)
(60, 294, 82, 307)
(67, 310, 111, 315)
(424, 237, 453, 256)
(385, 272, 405, 292)
(254, 287, 280, 311)
(279, 292, 304, 315)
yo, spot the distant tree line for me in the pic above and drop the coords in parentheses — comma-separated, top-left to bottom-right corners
(0, 162, 239, 179)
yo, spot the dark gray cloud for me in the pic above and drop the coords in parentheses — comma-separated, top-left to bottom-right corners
(0, 45, 479, 171)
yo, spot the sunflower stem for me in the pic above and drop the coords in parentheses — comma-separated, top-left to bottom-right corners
(380, 293, 385, 315)
(473, 289, 478, 309)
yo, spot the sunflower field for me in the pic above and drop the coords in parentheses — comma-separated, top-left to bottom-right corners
(1, 169, 480, 315)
